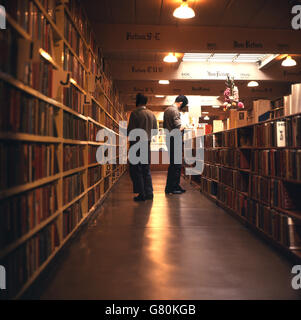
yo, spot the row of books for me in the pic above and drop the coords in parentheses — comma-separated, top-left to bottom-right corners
(0, 182, 58, 250)
(271, 179, 301, 210)
(84, 100, 104, 124)
(237, 195, 299, 248)
(63, 111, 87, 140)
(0, 142, 59, 190)
(63, 199, 83, 238)
(202, 180, 301, 250)
(0, 220, 60, 298)
(88, 184, 101, 210)
(63, 144, 85, 172)
(251, 149, 301, 181)
(63, 84, 85, 114)
(88, 165, 102, 188)
(88, 122, 102, 142)
(88, 145, 98, 165)
(200, 177, 218, 197)
(4, 0, 56, 55)
(204, 149, 250, 169)
(104, 175, 110, 194)
(217, 183, 237, 212)
(0, 81, 58, 136)
(22, 56, 54, 98)
(62, 172, 84, 205)
(63, 44, 86, 89)
(66, 0, 92, 49)
(64, 12, 81, 60)
(254, 117, 301, 148)
(249, 175, 270, 206)
(205, 148, 301, 182)
(203, 115, 301, 149)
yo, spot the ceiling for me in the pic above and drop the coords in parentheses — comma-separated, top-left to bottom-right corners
(83, 0, 296, 29)
(82, 0, 301, 115)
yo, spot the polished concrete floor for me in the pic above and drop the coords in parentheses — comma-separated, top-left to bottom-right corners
(38, 172, 301, 300)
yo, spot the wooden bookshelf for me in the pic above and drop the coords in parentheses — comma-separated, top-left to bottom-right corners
(185, 112, 301, 262)
(0, 0, 127, 299)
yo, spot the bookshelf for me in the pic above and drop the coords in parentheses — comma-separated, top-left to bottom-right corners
(0, 0, 127, 299)
(184, 112, 301, 262)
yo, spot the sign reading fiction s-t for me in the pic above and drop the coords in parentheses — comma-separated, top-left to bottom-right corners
(126, 32, 161, 40)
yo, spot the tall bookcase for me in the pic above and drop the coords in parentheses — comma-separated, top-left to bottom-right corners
(185, 113, 301, 262)
(0, 0, 126, 299)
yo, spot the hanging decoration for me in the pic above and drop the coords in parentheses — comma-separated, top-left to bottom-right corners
(223, 75, 244, 111)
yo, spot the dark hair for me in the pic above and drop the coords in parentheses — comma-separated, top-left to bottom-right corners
(175, 95, 189, 108)
(136, 93, 148, 107)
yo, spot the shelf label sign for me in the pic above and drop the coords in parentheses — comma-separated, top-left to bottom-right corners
(292, 265, 301, 290)
(126, 32, 160, 41)
(0, 5, 6, 30)
(0, 265, 6, 290)
(292, 5, 301, 30)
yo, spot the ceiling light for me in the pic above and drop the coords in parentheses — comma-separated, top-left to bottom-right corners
(204, 116, 210, 120)
(212, 105, 220, 108)
(159, 80, 169, 85)
(163, 53, 178, 63)
(202, 112, 209, 114)
(247, 81, 259, 87)
(281, 55, 297, 67)
(173, 0, 195, 19)
(155, 95, 165, 98)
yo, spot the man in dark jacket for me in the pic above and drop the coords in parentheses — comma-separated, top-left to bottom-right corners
(163, 95, 188, 194)
(127, 93, 158, 201)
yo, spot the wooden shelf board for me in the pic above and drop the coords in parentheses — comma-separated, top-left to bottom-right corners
(14, 170, 126, 299)
(0, 174, 61, 200)
(0, 133, 61, 143)
(62, 166, 86, 178)
(0, 210, 61, 260)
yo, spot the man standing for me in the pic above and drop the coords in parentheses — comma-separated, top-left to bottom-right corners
(127, 93, 158, 202)
(163, 95, 188, 194)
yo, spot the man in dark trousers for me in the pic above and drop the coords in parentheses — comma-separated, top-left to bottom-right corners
(163, 95, 188, 194)
(127, 93, 158, 202)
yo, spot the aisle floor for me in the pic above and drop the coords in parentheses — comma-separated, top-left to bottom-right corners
(38, 172, 301, 300)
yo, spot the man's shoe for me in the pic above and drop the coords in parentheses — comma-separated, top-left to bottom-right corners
(171, 190, 183, 194)
(177, 186, 186, 193)
(165, 188, 172, 195)
(145, 194, 154, 200)
(134, 194, 145, 202)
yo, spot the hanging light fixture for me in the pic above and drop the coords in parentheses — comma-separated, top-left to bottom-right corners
(281, 55, 297, 67)
(158, 80, 170, 84)
(163, 52, 178, 63)
(204, 115, 210, 120)
(247, 81, 259, 87)
(173, 0, 195, 19)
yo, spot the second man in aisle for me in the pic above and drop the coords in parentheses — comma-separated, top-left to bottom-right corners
(163, 95, 188, 195)
(127, 93, 158, 202)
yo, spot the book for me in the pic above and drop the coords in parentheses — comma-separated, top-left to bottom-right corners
(0, 142, 58, 189)
(1, 219, 60, 298)
(63, 144, 85, 172)
(63, 199, 83, 238)
(63, 172, 85, 205)
(63, 111, 87, 140)
(0, 81, 58, 136)
(0, 182, 58, 250)
(88, 165, 102, 187)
